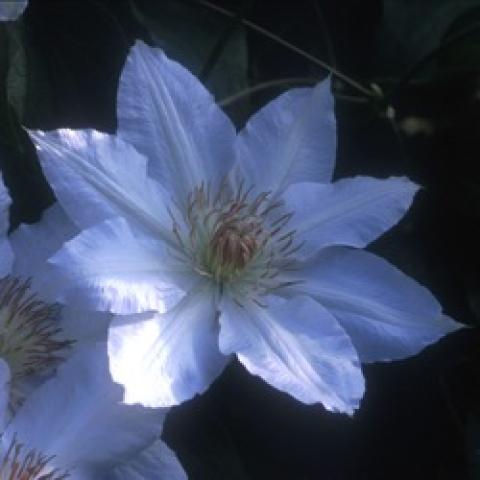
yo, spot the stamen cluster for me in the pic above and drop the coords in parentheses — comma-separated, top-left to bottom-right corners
(170, 179, 303, 304)
(0, 277, 72, 379)
(0, 437, 68, 480)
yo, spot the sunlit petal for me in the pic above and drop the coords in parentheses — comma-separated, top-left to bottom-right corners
(48, 217, 186, 314)
(219, 294, 364, 414)
(109, 284, 228, 407)
(291, 247, 462, 362)
(282, 176, 419, 257)
(236, 78, 335, 197)
(28, 129, 174, 244)
(118, 40, 236, 201)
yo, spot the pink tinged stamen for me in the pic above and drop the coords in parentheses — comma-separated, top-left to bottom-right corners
(0, 436, 69, 480)
(168, 179, 304, 304)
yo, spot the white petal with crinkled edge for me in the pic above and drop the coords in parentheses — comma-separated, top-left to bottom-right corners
(0, 0, 28, 20)
(0, 173, 13, 276)
(289, 247, 462, 362)
(2, 342, 166, 472)
(27, 129, 175, 245)
(282, 176, 419, 258)
(219, 294, 364, 414)
(109, 283, 228, 408)
(235, 78, 336, 198)
(48, 217, 187, 314)
(107, 440, 187, 480)
(10, 203, 77, 296)
(118, 40, 236, 202)
(0, 358, 10, 430)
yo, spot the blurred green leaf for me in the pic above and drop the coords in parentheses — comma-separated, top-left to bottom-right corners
(4, 19, 53, 128)
(372, 0, 480, 79)
(130, 0, 249, 124)
(6, 21, 27, 122)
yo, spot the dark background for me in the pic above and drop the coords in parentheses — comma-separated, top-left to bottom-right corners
(1, 1, 480, 478)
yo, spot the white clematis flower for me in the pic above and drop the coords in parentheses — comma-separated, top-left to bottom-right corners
(0, 175, 109, 419)
(0, 0, 28, 21)
(28, 41, 461, 414)
(0, 343, 187, 480)
(0, 175, 73, 416)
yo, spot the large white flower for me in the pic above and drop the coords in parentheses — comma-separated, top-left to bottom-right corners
(0, 342, 186, 479)
(28, 41, 461, 414)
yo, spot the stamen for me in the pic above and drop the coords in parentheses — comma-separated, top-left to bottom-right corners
(0, 435, 69, 479)
(170, 177, 304, 295)
(0, 277, 72, 380)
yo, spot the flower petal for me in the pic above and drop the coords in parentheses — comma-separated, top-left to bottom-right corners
(0, 174, 13, 276)
(59, 307, 111, 345)
(282, 176, 418, 257)
(293, 247, 462, 362)
(108, 284, 227, 408)
(10, 203, 77, 296)
(219, 294, 364, 414)
(235, 78, 336, 197)
(117, 40, 236, 200)
(0, 0, 28, 21)
(48, 217, 186, 314)
(109, 440, 187, 480)
(3, 343, 165, 471)
(28, 129, 174, 243)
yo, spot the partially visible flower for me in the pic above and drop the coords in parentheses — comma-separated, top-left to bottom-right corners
(29, 41, 462, 414)
(0, 175, 107, 417)
(0, 0, 28, 21)
(0, 342, 187, 479)
(0, 174, 13, 277)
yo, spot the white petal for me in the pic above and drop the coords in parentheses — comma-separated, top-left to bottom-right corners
(294, 247, 462, 362)
(0, 1, 28, 20)
(0, 236, 13, 277)
(109, 284, 227, 408)
(0, 358, 10, 430)
(48, 217, 186, 314)
(118, 41, 236, 200)
(10, 203, 77, 297)
(109, 440, 187, 480)
(283, 176, 419, 257)
(236, 78, 336, 197)
(28, 129, 174, 243)
(4, 343, 166, 471)
(59, 307, 111, 345)
(0, 174, 13, 276)
(0, 173, 11, 236)
(219, 295, 364, 414)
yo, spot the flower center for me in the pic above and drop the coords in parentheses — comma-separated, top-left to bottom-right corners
(209, 220, 258, 276)
(169, 178, 303, 303)
(0, 277, 72, 380)
(0, 437, 68, 480)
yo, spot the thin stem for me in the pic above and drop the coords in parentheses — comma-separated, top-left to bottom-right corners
(219, 77, 316, 107)
(195, 0, 374, 98)
(310, 0, 336, 67)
